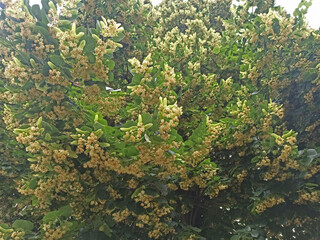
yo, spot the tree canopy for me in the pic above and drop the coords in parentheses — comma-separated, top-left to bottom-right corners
(0, 0, 319, 239)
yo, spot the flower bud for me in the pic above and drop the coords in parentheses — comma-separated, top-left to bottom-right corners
(92, 34, 100, 41)
(36, 117, 42, 128)
(13, 128, 30, 134)
(47, 61, 56, 69)
(144, 123, 153, 130)
(76, 32, 84, 39)
(30, 58, 36, 68)
(99, 142, 110, 147)
(163, 98, 168, 106)
(48, 1, 57, 12)
(14, 57, 26, 67)
(76, 128, 90, 134)
(27, 158, 38, 162)
(45, 133, 52, 141)
(70, 134, 78, 139)
(105, 49, 114, 54)
(53, 27, 62, 33)
(94, 129, 103, 138)
(120, 126, 137, 131)
(94, 114, 99, 123)
(138, 115, 143, 126)
(79, 40, 86, 50)
(101, 16, 107, 24)
(72, 22, 77, 34)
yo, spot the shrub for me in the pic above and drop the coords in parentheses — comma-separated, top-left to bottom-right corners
(0, 0, 319, 239)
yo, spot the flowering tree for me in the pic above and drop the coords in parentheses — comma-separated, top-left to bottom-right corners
(0, 0, 319, 239)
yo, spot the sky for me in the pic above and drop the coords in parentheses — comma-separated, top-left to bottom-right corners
(29, 0, 320, 29)
(276, 0, 320, 29)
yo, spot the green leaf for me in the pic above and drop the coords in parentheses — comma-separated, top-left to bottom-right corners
(41, 0, 50, 12)
(0, 223, 11, 230)
(213, 47, 220, 54)
(83, 36, 96, 54)
(124, 145, 139, 157)
(87, 52, 96, 64)
(302, 72, 317, 82)
(112, 32, 125, 42)
(43, 211, 59, 223)
(108, 72, 114, 82)
(0, 37, 11, 48)
(305, 183, 318, 187)
(131, 186, 145, 199)
(58, 205, 73, 218)
(66, 146, 78, 158)
(99, 223, 112, 237)
(107, 60, 115, 70)
(30, 4, 42, 21)
(33, 25, 57, 45)
(131, 74, 143, 85)
(0, 224, 13, 233)
(272, 18, 280, 34)
(121, 120, 136, 128)
(16, 50, 30, 65)
(142, 113, 153, 124)
(49, 55, 70, 68)
(58, 20, 72, 30)
(12, 220, 34, 232)
(29, 178, 38, 189)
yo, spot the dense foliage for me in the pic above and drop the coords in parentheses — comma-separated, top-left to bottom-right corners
(0, 0, 319, 239)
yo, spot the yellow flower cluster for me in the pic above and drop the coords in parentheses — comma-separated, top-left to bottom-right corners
(262, 131, 300, 181)
(236, 170, 248, 184)
(15, 126, 40, 145)
(80, 132, 151, 178)
(140, 143, 185, 180)
(82, 84, 125, 118)
(32, 33, 55, 59)
(46, 68, 69, 87)
(54, 19, 121, 83)
(121, 115, 153, 143)
(14, 125, 85, 210)
(205, 119, 223, 147)
(153, 17, 221, 70)
(285, 216, 314, 227)
(304, 85, 319, 104)
(60, 0, 81, 18)
(48, 90, 65, 103)
(89, 198, 107, 213)
(147, 222, 176, 239)
(127, 179, 139, 189)
(304, 165, 320, 179)
(295, 191, 320, 205)
(8, 231, 25, 240)
(42, 224, 67, 240)
(134, 190, 154, 209)
(258, 10, 295, 43)
(82, 133, 106, 168)
(129, 53, 153, 76)
(107, 186, 122, 200)
(3, 57, 42, 86)
(128, 55, 170, 111)
(158, 97, 182, 140)
(209, 184, 229, 199)
(163, 63, 179, 88)
(112, 208, 132, 223)
(255, 197, 285, 213)
(2, 107, 20, 130)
